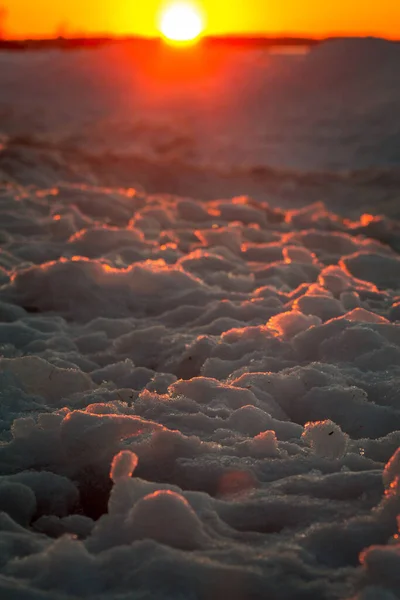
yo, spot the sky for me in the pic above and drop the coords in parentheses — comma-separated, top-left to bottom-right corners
(1, 0, 400, 39)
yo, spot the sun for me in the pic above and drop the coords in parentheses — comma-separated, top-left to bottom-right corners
(159, 2, 204, 45)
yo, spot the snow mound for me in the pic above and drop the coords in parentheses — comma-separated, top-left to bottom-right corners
(302, 420, 349, 459)
(0, 163, 399, 598)
(383, 449, 400, 490)
(127, 490, 208, 549)
(110, 450, 139, 483)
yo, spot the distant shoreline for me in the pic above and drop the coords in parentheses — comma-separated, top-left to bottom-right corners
(0, 34, 397, 52)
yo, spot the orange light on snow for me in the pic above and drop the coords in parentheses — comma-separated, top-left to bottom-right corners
(159, 2, 204, 44)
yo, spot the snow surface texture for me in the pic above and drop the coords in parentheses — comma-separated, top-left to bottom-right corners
(1, 38, 399, 226)
(1, 38, 400, 174)
(0, 181, 399, 600)
(0, 37, 399, 600)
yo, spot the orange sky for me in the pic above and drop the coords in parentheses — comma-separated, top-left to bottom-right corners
(2, 0, 400, 39)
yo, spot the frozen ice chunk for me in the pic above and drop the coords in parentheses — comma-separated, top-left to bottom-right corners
(127, 490, 207, 550)
(383, 449, 400, 490)
(170, 377, 259, 409)
(292, 317, 388, 363)
(318, 264, 377, 295)
(196, 226, 243, 255)
(284, 203, 342, 231)
(215, 196, 269, 226)
(344, 308, 390, 324)
(0, 356, 93, 404)
(8, 471, 79, 517)
(318, 265, 354, 295)
(177, 199, 210, 221)
(290, 229, 380, 257)
(389, 302, 400, 322)
(283, 245, 315, 264)
(359, 543, 400, 598)
(228, 405, 274, 436)
(293, 294, 344, 321)
(340, 291, 360, 310)
(267, 310, 321, 339)
(34, 514, 94, 539)
(341, 252, 400, 290)
(242, 242, 283, 263)
(4, 535, 101, 596)
(67, 226, 147, 259)
(249, 430, 279, 457)
(0, 300, 26, 322)
(0, 267, 10, 286)
(302, 420, 349, 459)
(60, 410, 161, 467)
(5, 257, 206, 321)
(11, 416, 36, 439)
(174, 335, 217, 380)
(110, 451, 138, 483)
(0, 481, 37, 526)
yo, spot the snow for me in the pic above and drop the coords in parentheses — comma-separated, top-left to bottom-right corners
(383, 448, 400, 490)
(110, 450, 139, 482)
(126, 490, 208, 550)
(302, 419, 349, 459)
(0, 37, 399, 600)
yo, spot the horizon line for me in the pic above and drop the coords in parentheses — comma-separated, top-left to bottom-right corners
(1, 32, 399, 44)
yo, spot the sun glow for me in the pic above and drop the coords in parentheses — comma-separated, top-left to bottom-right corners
(159, 2, 204, 44)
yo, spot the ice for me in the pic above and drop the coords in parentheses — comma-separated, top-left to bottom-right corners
(0, 38, 399, 600)
(0, 481, 37, 526)
(247, 430, 279, 457)
(110, 450, 138, 482)
(383, 448, 400, 490)
(342, 253, 400, 291)
(0, 356, 93, 404)
(267, 309, 321, 339)
(126, 490, 208, 550)
(302, 420, 349, 459)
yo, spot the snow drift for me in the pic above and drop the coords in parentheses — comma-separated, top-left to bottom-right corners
(0, 37, 399, 600)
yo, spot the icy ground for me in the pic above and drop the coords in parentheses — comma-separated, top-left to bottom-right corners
(0, 37, 399, 172)
(0, 177, 399, 600)
(0, 36, 400, 600)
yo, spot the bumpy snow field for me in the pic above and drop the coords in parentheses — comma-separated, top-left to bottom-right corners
(0, 177, 399, 599)
(0, 35, 400, 600)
